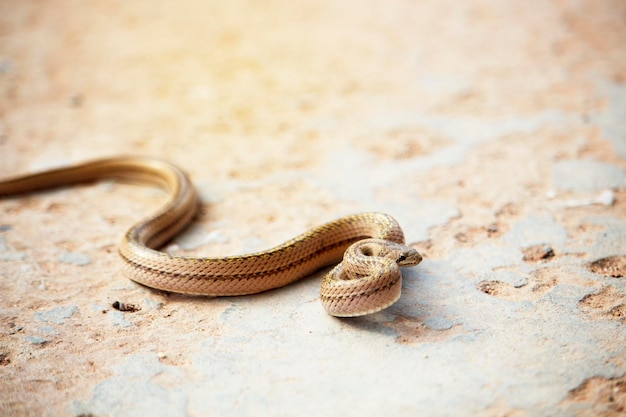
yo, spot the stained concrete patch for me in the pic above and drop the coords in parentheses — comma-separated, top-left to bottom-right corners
(449, 243, 522, 277)
(108, 310, 133, 327)
(70, 355, 189, 417)
(318, 145, 460, 241)
(386, 200, 459, 243)
(586, 217, 626, 260)
(485, 270, 528, 288)
(552, 159, 626, 192)
(57, 251, 91, 266)
(503, 216, 568, 248)
(35, 305, 78, 324)
(91, 303, 109, 313)
(37, 326, 60, 335)
(0, 235, 8, 250)
(594, 81, 626, 158)
(0, 251, 27, 261)
(367, 110, 571, 147)
(172, 225, 229, 250)
(24, 336, 49, 345)
(423, 316, 454, 330)
(142, 299, 164, 310)
(0, 235, 27, 261)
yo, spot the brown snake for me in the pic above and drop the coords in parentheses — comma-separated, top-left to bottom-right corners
(0, 156, 422, 317)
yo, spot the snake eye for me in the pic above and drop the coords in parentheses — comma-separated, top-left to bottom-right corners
(397, 254, 407, 262)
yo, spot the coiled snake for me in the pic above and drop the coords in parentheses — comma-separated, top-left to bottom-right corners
(0, 157, 422, 316)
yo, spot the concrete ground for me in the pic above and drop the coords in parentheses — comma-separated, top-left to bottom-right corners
(1, 0, 625, 416)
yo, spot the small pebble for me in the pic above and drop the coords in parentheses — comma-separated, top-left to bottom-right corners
(112, 301, 142, 312)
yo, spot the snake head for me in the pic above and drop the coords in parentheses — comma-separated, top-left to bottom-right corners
(395, 247, 422, 266)
(355, 239, 422, 267)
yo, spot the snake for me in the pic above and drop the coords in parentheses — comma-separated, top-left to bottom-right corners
(0, 156, 422, 317)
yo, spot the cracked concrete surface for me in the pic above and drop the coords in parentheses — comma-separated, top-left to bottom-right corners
(1, 0, 625, 416)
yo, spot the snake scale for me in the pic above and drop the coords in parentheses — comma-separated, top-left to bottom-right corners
(0, 156, 422, 317)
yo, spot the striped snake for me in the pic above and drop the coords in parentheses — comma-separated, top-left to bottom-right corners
(0, 157, 422, 317)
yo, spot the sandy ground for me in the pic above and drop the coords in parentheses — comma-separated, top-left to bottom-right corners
(1, 0, 625, 416)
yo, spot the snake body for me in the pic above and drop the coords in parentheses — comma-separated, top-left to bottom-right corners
(0, 156, 421, 317)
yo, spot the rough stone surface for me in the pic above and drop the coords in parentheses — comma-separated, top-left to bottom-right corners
(1, 1, 625, 416)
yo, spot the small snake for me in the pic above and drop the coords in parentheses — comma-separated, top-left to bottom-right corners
(0, 156, 422, 317)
